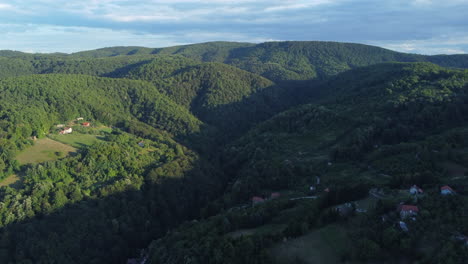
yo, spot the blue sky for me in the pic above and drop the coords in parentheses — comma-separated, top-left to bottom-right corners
(0, 0, 467, 54)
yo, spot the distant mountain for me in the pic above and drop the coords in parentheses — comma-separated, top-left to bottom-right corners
(70, 41, 468, 81)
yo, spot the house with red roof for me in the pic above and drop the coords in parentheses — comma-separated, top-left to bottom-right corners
(441, 185, 455, 195)
(82, 122, 91, 127)
(397, 204, 419, 219)
(252, 196, 265, 205)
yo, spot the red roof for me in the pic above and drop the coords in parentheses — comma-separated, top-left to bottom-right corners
(252, 196, 264, 203)
(270, 192, 280, 199)
(398, 205, 419, 212)
(82, 122, 90, 126)
(441, 185, 454, 192)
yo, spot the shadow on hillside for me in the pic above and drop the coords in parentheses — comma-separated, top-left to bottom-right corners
(0, 157, 226, 264)
(192, 79, 324, 144)
(103, 59, 154, 78)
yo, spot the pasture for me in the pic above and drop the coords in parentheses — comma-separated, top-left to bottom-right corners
(15, 138, 77, 164)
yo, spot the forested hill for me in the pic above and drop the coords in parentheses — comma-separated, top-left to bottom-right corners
(1, 42, 468, 264)
(72, 41, 468, 81)
(145, 62, 468, 264)
(2, 41, 468, 82)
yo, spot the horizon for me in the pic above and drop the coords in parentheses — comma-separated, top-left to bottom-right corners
(0, 1, 467, 55)
(1, 40, 467, 56)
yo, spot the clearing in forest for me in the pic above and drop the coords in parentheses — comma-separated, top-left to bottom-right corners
(270, 224, 349, 264)
(15, 138, 77, 164)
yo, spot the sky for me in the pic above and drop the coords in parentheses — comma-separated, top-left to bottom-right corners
(0, 0, 467, 54)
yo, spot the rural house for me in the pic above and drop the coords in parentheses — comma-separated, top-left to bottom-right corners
(397, 204, 419, 219)
(270, 192, 280, 199)
(82, 122, 91, 127)
(59, 127, 73, 135)
(77, 117, 84, 121)
(251, 196, 265, 205)
(441, 185, 455, 195)
(409, 185, 423, 195)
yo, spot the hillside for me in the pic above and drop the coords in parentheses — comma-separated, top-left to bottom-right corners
(0, 42, 468, 264)
(68, 41, 468, 81)
(146, 62, 468, 264)
(121, 56, 281, 133)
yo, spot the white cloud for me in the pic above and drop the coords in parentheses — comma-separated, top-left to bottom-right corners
(0, 23, 275, 53)
(369, 36, 468, 55)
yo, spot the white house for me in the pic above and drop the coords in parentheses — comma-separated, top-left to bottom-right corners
(441, 185, 455, 195)
(59, 127, 73, 135)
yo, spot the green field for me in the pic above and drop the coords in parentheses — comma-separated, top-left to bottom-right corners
(15, 138, 77, 164)
(50, 133, 105, 148)
(270, 224, 349, 264)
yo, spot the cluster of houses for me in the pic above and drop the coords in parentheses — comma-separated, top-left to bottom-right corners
(251, 192, 281, 205)
(396, 184, 457, 232)
(56, 118, 91, 135)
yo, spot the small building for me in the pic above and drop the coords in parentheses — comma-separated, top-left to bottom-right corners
(324, 187, 330, 193)
(77, 117, 84, 121)
(270, 192, 280, 199)
(409, 185, 423, 195)
(82, 122, 91, 127)
(441, 185, 455, 195)
(397, 204, 419, 219)
(252, 196, 265, 205)
(138, 141, 145, 147)
(56, 124, 65, 128)
(59, 127, 73, 135)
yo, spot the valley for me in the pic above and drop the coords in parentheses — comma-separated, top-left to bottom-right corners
(0, 41, 467, 263)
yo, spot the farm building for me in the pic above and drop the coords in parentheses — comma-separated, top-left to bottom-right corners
(397, 204, 419, 219)
(77, 117, 84, 121)
(59, 127, 73, 135)
(440, 185, 455, 195)
(82, 122, 91, 127)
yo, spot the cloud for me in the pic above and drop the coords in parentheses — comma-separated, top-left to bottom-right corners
(0, 23, 277, 53)
(0, 0, 466, 54)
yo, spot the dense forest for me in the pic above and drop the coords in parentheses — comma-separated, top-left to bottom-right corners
(0, 41, 468, 263)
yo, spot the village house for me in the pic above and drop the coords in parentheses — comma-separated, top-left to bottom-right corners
(441, 185, 456, 195)
(251, 196, 265, 205)
(270, 192, 281, 199)
(77, 117, 84, 121)
(409, 185, 423, 195)
(82, 122, 91, 127)
(59, 127, 73, 135)
(397, 204, 419, 219)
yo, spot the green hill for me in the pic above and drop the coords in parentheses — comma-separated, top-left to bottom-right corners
(145, 62, 468, 264)
(122, 56, 278, 133)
